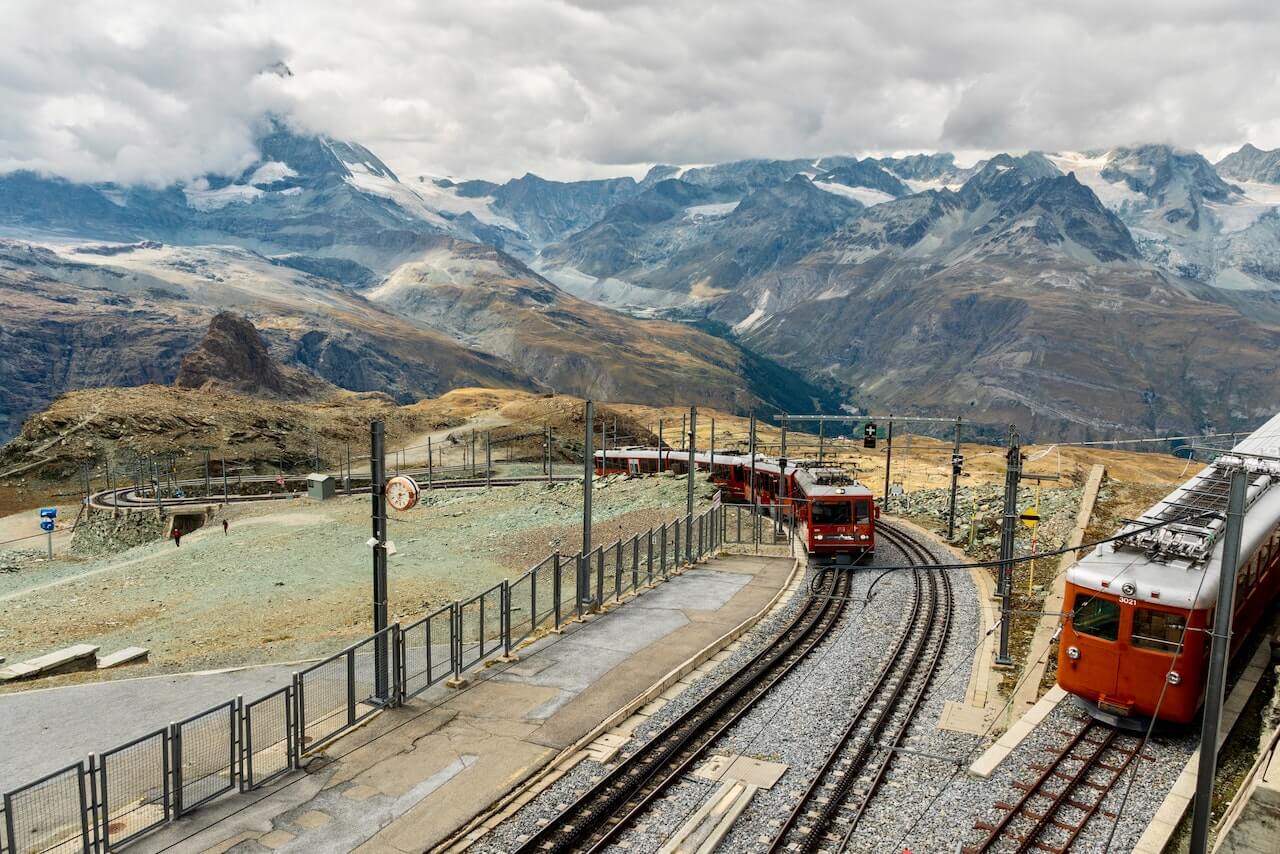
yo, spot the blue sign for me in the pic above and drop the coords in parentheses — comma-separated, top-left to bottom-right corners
(39, 507, 57, 519)
(40, 520, 55, 532)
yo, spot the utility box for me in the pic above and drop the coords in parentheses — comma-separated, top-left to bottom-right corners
(306, 473, 335, 500)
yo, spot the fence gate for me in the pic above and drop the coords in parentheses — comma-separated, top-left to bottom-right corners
(98, 728, 170, 848)
(173, 700, 238, 816)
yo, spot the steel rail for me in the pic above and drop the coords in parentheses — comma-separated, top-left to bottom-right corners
(512, 567, 853, 854)
(765, 522, 953, 853)
(966, 719, 1141, 853)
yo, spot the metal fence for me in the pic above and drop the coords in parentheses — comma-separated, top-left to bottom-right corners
(0, 503, 763, 853)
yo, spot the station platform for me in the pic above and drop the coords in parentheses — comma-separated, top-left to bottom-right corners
(130, 553, 799, 854)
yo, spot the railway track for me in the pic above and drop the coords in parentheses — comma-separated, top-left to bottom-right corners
(90, 473, 575, 509)
(766, 522, 953, 853)
(965, 720, 1142, 853)
(512, 564, 853, 854)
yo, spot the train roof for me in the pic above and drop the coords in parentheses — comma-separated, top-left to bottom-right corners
(1068, 413, 1280, 609)
(594, 447, 873, 498)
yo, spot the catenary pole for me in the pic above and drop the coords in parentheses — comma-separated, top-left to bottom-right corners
(995, 425, 1021, 666)
(582, 400, 594, 609)
(1189, 466, 1248, 854)
(710, 417, 716, 480)
(883, 414, 894, 504)
(947, 416, 963, 540)
(370, 421, 389, 702)
(780, 413, 788, 459)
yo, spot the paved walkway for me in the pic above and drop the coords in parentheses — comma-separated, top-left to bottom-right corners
(122, 553, 796, 854)
(0, 664, 298, 790)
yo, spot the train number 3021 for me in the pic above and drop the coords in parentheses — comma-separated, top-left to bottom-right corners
(1119, 596, 1137, 606)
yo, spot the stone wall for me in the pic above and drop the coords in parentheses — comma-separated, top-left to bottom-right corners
(70, 509, 169, 557)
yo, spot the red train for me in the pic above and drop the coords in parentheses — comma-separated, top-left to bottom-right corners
(1058, 417, 1280, 727)
(594, 447, 877, 562)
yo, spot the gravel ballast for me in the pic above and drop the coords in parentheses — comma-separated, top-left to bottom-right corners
(471, 523, 1191, 853)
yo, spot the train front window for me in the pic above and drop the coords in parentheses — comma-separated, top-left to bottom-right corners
(812, 501, 852, 525)
(854, 501, 870, 523)
(1131, 608, 1186, 653)
(1072, 594, 1120, 642)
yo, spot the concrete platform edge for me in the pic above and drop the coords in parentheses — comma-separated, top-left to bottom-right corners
(1133, 629, 1276, 854)
(433, 553, 805, 853)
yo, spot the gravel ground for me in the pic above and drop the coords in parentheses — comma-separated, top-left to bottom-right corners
(470, 524, 1193, 854)
(474, 527, 990, 853)
(0, 474, 713, 687)
(933, 700, 1194, 854)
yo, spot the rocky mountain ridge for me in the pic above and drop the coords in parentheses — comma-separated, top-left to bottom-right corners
(4, 124, 1280, 441)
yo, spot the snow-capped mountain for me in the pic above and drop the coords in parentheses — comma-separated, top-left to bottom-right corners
(4, 125, 1280, 441)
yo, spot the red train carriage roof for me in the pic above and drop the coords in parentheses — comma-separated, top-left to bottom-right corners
(1068, 412, 1280, 609)
(594, 448, 874, 499)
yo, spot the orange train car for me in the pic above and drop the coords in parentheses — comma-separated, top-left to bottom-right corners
(1057, 418, 1280, 727)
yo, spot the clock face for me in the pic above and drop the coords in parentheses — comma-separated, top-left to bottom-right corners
(385, 476, 420, 511)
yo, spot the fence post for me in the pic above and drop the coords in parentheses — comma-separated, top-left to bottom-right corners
(502, 580, 512, 659)
(170, 721, 182, 816)
(674, 522, 681, 571)
(661, 525, 667, 577)
(393, 624, 404, 705)
(646, 529, 654, 586)
(286, 682, 297, 771)
(632, 536, 640, 591)
(596, 548, 605, 608)
(552, 552, 562, 628)
(346, 649, 356, 726)
(614, 540, 623, 601)
(233, 695, 245, 793)
(291, 672, 302, 764)
(574, 554, 584, 620)
(450, 603, 464, 686)
(87, 751, 102, 851)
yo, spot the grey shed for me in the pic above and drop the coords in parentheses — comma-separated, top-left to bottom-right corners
(306, 473, 335, 500)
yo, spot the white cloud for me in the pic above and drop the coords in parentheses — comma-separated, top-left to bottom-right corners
(2, 1, 1279, 185)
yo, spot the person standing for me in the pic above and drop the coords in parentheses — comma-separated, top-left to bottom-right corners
(171, 527, 182, 548)
(222, 519, 229, 535)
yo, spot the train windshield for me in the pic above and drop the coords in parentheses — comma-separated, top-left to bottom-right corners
(811, 500, 868, 525)
(1131, 609, 1186, 653)
(811, 501, 852, 525)
(1072, 594, 1120, 641)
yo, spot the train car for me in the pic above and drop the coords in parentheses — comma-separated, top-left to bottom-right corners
(1057, 416, 1280, 727)
(593, 447, 875, 561)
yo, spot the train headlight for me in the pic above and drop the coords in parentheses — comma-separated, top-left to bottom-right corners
(1167, 671, 1181, 686)
(1067, 646, 1081, 660)
(1121, 581, 1137, 597)
(814, 534, 824, 541)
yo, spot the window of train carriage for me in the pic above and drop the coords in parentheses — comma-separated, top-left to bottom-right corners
(853, 500, 870, 524)
(1071, 593, 1121, 641)
(811, 501, 853, 525)
(1130, 608, 1187, 653)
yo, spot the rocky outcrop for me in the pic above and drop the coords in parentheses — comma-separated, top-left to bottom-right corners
(175, 312, 329, 400)
(70, 510, 168, 557)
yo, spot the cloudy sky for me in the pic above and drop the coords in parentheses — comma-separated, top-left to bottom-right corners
(3, 0, 1279, 185)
